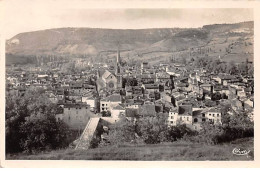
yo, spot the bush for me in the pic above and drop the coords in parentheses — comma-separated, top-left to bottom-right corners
(101, 111, 111, 117)
(165, 124, 198, 142)
(19, 115, 72, 153)
(186, 115, 254, 145)
(107, 119, 137, 147)
(6, 88, 72, 154)
(89, 137, 101, 149)
(138, 114, 168, 144)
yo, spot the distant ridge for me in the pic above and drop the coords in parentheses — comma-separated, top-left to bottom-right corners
(6, 21, 253, 65)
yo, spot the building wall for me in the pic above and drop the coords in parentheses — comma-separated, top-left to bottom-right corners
(100, 101, 121, 112)
(201, 86, 211, 92)
(104, 75, 117, 89)
(111, 109, 125, 119)
(100, 101, 109, 112)
(82, 97, 96, 109)
(206, 111, 221, 124)
(126, 104, 140, 109)
(168, 111, 178, 126)
(58, 107, 92, 130)
(178, 115, 193, 125)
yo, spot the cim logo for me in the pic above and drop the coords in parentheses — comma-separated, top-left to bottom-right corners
(232, 148, 250, 156)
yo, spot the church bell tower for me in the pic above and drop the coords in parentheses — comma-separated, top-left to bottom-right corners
(115, 43, 122, 88)
(116, 45, 121, 75)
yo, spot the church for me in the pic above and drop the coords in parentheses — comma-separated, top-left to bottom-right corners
(96, 46, 122, 92)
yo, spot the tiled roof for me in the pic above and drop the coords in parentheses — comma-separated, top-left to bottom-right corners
(139, 104, 156, 117)
(169, 107, 178, 113)
(208, 108, 220, 113)
(192, 110, 203, 117)
(96, 78, 105, 87)
(64, 103, 89, 108)
(143, 84, 159, 89)
(125, 108, 139, 117)
(200, 84, 211, 87)
(178, 105, 192, 116)
(113, 105, 125, 110)
(102, 70, 113, 79)
(103, 94, 121, 102)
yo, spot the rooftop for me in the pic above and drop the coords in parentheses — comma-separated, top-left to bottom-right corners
(178, 105, 192, 116)
(103, 94, 121, 102)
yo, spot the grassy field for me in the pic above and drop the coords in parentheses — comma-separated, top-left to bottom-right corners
(6, 137, 253, 161)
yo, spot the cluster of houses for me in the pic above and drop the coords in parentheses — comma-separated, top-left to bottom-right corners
(6, 52, 254, 132)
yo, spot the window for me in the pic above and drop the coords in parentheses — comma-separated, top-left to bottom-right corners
(187, 117, 189, 121)
(217, 114, 219, 117)
(202, 118, 206, 122)
(170, 121, 173, 124)
(79, 107, 81, 109)
(171, 116, 173, 119)
(68, 108, 70, 110)
(213, 114, 215, 117)
(102, 108, 104, 111)
(102, 104, 104, 106)
(209, 114, 211, 116)
(202, 114, 205, 117)
(194, 118, 198, 123)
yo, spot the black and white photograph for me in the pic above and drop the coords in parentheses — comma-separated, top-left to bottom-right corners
(0, 0, 259, 167)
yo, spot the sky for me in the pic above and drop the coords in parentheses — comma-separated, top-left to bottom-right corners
(1, 0, 253, 39)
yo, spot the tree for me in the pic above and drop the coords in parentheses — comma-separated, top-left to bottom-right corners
(5, 88, 71, 154)
(107, 118, 138, 147)
(138, 113, 168, 144)
(181, 57, 187, 65)
(154, 91, 161, 100)
(171, 96, 176, 107)
(126, 77, 138, 87)
(101, 111, 111, 117)
(169, 75, 175, 93)
(237, 63, 247, 75)
(166, 124, 197, 142)
(19, 115, 70, 153)
(227, 61, 238, 75)
(211, 92, 222, 101)
(122, 77, 127, 88)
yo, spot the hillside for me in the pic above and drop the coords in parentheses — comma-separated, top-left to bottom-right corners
(6, 21, 253, 65)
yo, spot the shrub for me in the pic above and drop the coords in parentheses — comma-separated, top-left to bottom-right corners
(166, 124, 198, 142)
(19, 115, 71, 153)
(89, 137, 101, 149)
(6, 88, 72, 154)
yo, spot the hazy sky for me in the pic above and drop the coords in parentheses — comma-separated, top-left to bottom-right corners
(1, 0, 253, 39)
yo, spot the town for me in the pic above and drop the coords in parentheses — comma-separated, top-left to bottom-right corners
(6, 45, 254, 151)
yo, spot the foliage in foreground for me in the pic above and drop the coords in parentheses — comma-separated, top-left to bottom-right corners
(6, 88, 73, 154)
(6, 137, 254, 161)
(104, 108, 253, 147)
